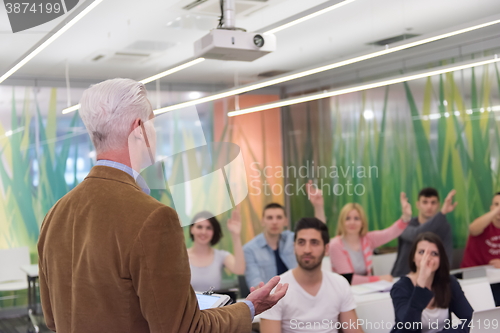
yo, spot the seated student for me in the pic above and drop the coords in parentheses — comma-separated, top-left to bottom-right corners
(243, 181, 325, 289)
(188, 209, 245, 292)
(390, 232, 473, 333)
(392, 188, 457, 277)
(461, 192, 500, 269)
(329, 193, 412, 285)
(260, 218, 364, 333)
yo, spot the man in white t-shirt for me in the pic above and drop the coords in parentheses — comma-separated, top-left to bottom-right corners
(260, 217, 364, 333)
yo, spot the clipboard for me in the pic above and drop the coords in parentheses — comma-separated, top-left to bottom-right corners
(195, 292, 232, 310)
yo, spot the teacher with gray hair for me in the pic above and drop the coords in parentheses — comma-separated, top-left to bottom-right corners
(37, 78, 288, 333)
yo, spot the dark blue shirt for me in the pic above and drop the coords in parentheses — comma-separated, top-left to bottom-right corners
(274, 246, 289, 276)
(390, 275, 473, 333)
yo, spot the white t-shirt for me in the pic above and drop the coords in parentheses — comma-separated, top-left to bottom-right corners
(421, 307, 449, 333)
(260, 270, 357, 333)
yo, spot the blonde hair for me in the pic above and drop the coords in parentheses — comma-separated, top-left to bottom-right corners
(336, 203, 368, 237)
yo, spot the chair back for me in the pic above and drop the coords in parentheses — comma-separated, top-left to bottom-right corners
(372, 252, 397, 276)
(0, 247, 31, 284)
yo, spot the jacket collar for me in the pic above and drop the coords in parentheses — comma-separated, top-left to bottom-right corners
(85, 165, 142, 192)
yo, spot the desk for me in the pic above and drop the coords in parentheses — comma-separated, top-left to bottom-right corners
(20, 264, 40, 333)
(20, 264, 39, 314)
(353, 286, 394, 333)
(450, 265, 500, 283)
(486, 268, 500, 284)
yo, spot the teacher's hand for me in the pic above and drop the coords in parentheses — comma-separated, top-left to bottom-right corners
(246, 276, 288, 315)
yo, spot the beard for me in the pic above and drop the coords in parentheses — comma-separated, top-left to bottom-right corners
(296, 250, 325, 271)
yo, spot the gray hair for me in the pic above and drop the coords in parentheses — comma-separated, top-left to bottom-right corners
(79, 78, 152, 154)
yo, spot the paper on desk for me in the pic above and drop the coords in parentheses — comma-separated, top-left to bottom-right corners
(351, 280, 394, 295)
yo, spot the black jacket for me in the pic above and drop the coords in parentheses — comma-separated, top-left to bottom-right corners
(390, 275, 473, 333)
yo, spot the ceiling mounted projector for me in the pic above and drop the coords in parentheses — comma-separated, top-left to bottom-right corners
(194, 30, 276, 61)
(193, 0, 276, 62)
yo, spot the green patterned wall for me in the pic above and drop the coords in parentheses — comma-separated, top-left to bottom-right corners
(284, 64, 500, 249)
(0, 87, 88, 307)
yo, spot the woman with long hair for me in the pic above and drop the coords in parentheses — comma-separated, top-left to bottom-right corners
(329, 193, 412, 285)
(188, 209, 245, 292)
(390, 232, 473, 333)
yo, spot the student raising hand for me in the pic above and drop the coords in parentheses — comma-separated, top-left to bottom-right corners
(441, 189, 458, 215)
(400, 192, 412, 223)
(227, 206, 242, 236)
(306, 180, 326, 223)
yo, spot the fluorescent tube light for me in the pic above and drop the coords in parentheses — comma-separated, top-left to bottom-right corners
(154, 17, 500, 116)
(62, 57, 205, 114)
(264, 0, 357, 34)
(0, 0, 105, 85)
(227, 56, 500, 117)
(139, 57, 205, 84)
(62, 104, 81, 114)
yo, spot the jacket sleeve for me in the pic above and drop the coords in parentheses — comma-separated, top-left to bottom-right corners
(38, 260, 56, 331)
(38, 210, 56, 332)
(129, 206, 252, 333)
(399, 213, 448, 242)
(440, 277, 473, 333)
(329, 238, 351, 274)
(366, 219, 408, 249)
(243, 244, 264, 289)
(329, 238, 378, 285)
(390, 279, 434, 333)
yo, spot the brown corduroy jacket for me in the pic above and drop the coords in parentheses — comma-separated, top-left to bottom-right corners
(38, 165, 252, 333)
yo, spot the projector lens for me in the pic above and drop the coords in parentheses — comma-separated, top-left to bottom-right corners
(253, 34, 265, 48)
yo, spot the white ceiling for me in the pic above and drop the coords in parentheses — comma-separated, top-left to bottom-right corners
(1, 0, 500, 89)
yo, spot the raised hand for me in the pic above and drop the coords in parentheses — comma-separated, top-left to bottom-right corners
(441, 189, 458, 215)
(246, 276, 289, 315)
(227, 207, 242, 236)
(306, 180, 324, 208)
(417, 248, 435, 289)
(400, 192, 412, 222)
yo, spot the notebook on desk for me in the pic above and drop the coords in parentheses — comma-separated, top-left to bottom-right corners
(351, 280, 394, 295)
(469, 307, 500, 333)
